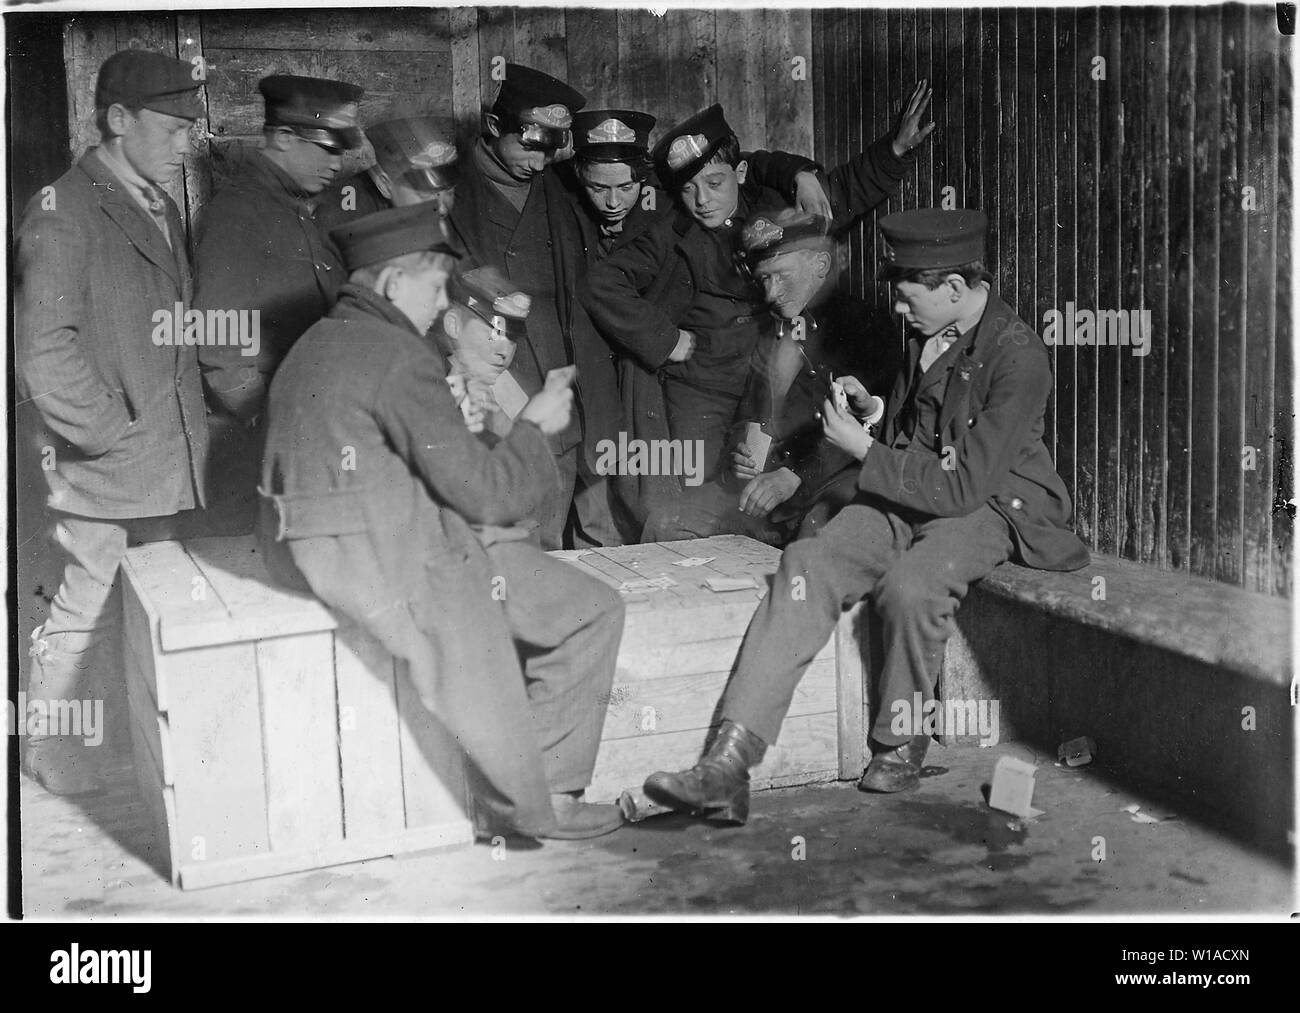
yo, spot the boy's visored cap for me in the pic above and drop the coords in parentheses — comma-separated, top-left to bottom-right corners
(366, 115, 459, 192)
(878, 208, 988, 270)
(329, 202, 463, 272)
(95, 50, 206, 120)
(492, 64, 586, 150)
(448, 265, 531, 340)
(740, 208, 831, 266)
(651, 103, 735, 189)
(572, 109, 656, 163)
(260, 74, 365, 151)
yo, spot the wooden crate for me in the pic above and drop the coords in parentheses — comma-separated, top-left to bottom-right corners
(119, 536, 474, 890)
(552, 536, 868, 802)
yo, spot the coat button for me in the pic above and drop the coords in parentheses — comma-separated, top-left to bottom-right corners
(1010, 497, 1024, 510)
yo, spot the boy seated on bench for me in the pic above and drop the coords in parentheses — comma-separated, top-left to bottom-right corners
(257, 202, 626, 840)
(642, 209, 1089, 825)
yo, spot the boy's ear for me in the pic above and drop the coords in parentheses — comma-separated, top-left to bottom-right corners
(735, 159, 748, 185)
(814, 250, 833, 280)
(265, 127, 296, 153)
(369, 166, 394, 200)
(945, 273, 968, 301)
(379, 265, 404, 302)
(483, 112, 504, 140)
(441, 306, 461, 339)
(104, 103, 133, 139)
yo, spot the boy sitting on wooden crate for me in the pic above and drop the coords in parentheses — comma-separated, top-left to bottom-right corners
(257, 202, 626, 841)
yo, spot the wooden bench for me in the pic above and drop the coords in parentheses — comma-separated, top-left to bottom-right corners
(120, 534, 867, 888)
(939, 554, 1294, 847)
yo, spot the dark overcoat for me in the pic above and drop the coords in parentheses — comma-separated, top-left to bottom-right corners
(257, 283, 563, 833)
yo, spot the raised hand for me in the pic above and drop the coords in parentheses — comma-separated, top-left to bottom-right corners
(891, 80, 936, 158)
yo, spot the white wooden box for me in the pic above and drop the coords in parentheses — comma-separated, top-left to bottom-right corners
(119, 536, 474, 890)
(553, 536, 868, 802)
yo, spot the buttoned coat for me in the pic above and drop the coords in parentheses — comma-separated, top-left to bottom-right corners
(859, 291, 1090, 570)
(257, 283, 562, 833)
(193, 145, 345, 419)
(14, 148, 209, 519)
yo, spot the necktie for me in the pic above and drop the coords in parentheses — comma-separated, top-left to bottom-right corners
(919, 323, 960, 373)
(142, 184, 172, 249)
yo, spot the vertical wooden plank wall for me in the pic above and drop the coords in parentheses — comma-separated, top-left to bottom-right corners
(812, 4, 1293, 596)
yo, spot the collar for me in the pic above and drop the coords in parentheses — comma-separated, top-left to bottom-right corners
(331, 282, 426, 339)
(248, 148, 322, 210)
(473, 138, 530, 190)
(94, 143, 167, 212)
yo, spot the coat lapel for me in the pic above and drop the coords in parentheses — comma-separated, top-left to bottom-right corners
(937, 296, 1004, 438)
(84, 152, 182, 291)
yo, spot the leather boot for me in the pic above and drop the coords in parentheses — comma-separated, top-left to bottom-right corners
(643, 720, 767, 825)
(23, 628, 104, 797)
(857, 735, 930, 793)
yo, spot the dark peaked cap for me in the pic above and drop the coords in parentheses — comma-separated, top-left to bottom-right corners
(572, 109, 656, 163)
(651, 103, 735, 189)
(95, 50, 205, 120)
(260, 74, 365, 151)
(329, 202, 464, 273)
(492, 63, 586, 120)
(878, 209, 988, 270)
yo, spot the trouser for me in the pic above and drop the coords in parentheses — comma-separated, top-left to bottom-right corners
(641, 479, 785, 545)
(26, 512, 172, 746)
(720, 500, 1014, 748)
(662, 379, 741, 485)
(567, 452, 624, 549)
(485, 541, 625, 791)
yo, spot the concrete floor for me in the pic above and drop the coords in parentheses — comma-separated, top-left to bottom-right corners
(21, 739, 1294, 918)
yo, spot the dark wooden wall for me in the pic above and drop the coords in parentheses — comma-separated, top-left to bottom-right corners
(813, 5, 1294, 596)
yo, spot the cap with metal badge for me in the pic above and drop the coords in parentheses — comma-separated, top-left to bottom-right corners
(366, 115, 459, 194)
(491, 63, 586, 152)
(447, 265, 531, 341)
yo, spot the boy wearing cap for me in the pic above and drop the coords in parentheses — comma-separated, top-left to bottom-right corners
(560, 108, 829, 538)
(191, 73, 365, 536)
(317, 114, 460, 233)
(259, 203, 625, 840)
(195, 74, 366, 422)
(642, 208, 1088, 824)
(437, 266, 533, 442)
(15, 50, 210, 793)
(450, 63, 647, 554)
(643, 208, 899, 545)
(582, 86, 933, 533)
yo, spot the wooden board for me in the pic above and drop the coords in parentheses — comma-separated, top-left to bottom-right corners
(334, 622, 406, 840)
(257, 632, 345, 853)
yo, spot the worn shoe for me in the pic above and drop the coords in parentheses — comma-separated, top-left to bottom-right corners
(857, 735, 930, 794)
(23, 736, 105, 797)
(643, 720, 767, 825)
(543, 792, 624, 840)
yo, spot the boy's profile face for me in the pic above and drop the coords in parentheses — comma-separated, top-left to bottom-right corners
(753, 249, 830, 321)
(679, 156, 746, 229)
(892, 277, 964, 337)
(443, 308, 518, 382)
